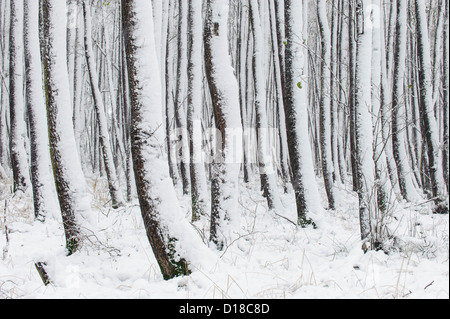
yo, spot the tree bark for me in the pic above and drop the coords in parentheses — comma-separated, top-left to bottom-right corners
(122, 0, 190, 279)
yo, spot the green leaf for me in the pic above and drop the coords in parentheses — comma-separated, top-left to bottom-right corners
(297, 82, 303, 89)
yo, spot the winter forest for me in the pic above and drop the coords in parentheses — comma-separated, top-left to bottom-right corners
(0, 0, 448, 299)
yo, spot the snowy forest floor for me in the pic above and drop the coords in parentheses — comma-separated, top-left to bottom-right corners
(0, 174, 448, 299)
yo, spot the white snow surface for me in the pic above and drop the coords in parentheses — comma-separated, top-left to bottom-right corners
(0, 175, 448, 299)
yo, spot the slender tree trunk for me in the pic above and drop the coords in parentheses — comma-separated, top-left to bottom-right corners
(443, 0, 449, 190)
(9, 0, 30, 193)
(187, 0, 209, 221)
(317, 0, 336, 210)
(354, 1, 380, 251)
(24, 0, 58, 221)
(175, 0, 191, 196)
(415, 0, 448, 213)
(249, 0, 280, 210)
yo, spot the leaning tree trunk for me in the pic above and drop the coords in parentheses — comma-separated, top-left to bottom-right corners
(24, 0, 58, 221)
(82, 0, 124, 209)
(9, 0, 30, 193)
(415, 0, 448, 213)
(284, 0, 323, 226)
(204, 0, 243, 249)
(122, 0, 190, 279)
(42, 0, 90, 255)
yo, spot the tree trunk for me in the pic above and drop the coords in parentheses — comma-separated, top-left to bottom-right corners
(24, 0, 58, 221)
(187, 0, 209, 221)
(415, 0, 448, 213)
(249, 0, 280, 211)
(204, 0, 243, 249)
(392, 0, 421, 203)
(284, 0, 322, 226)
(122, 0, 190, 279)
(354, 1, 379, 251)
(9, 0, 30, 193)
(42, 0, 90, 255)
(317, 0, 336, 210)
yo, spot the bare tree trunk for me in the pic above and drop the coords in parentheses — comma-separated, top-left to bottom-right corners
(317, 0, 336, 210)
(187, 0, 209, 221)
(443, 0, 449, 190)
(24, 0, 58, 221)
(249, 0, 280, 210)
(415, 0, 448, 213)
(122, 0, 190, 279)
(175, 0, 191, 196)
(42, 0, 90, 255)
(9, 0, 30, 193)
(204, 0, 243, 249)
(354, 1, 381, 251)
(284, 0, 322, 226)
(392, 0, 421, 203)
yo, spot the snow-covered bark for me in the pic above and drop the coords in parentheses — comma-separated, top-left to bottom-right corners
(284, 0, 323, 226)
(443, 0, 449, 189)
(9, 0, 30, 192)
(42, 0, 90, 255)
(187, 0, 209, 221)
(82, 0, 124, 209)
(354, 1, 378, 250)
(122, 0, 192, 279)
(268, 0, 290, 191)
(249, 0, 281, 211)
(174, 0, 191, 196)
(392, 0, 422, 203)
(24, 0, 59, 221)
(415, 0, 448, 211)
(317, 0, 335, 210)
(371, 0, 395, 211)
(204, 0, 243, 248)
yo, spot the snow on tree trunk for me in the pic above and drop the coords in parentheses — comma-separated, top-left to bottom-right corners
(9, 0, 31, 193)
(24, 0, 59, 221)
(284, 0, 323, 226)
(443, 0, 449, 189)
(371, 0, 395, 212)
(204, 0, 244, 249)
(175, 0, 191, 197)
(249, 0, 281, 211)
(317, 0, 336, 210)
(187, 0, 209, 222)
(415, 0, 448, 212)
(122, 0, 191, 279)
(82, 0, 124, 209)
(42, 0, 91, 255)
(391, 0, 422, 203)
(354, 1, 379, 251)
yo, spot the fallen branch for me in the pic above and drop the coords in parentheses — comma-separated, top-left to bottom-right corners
(35, 262, 51, 286)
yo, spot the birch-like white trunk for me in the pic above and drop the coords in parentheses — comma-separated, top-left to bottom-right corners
(9, 0, 30, 192)
(24, 0, 59, 221)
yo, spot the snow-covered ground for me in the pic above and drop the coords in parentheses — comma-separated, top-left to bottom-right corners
(0, 175, 448, 299)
